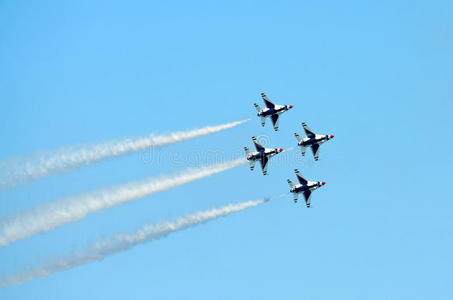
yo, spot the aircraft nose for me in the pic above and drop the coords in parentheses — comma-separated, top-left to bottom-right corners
(289, 105, 293, 108)
(279, 148, 284, 152)
(322, 181, 326, 185)
(330, 135, 334, 138)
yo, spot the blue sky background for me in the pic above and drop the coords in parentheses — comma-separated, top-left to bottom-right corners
(0, 0, 452, 299)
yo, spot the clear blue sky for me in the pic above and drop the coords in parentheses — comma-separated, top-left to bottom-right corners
(1, 1, 452, 299)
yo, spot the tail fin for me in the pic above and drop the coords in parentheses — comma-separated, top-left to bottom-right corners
(287, 179, 295, 188)
(294, 132, 303, 143)
(244, 146, 251, 156)
(288, 180, 298, 203)
(253, 103, 262, 113)
(254, 103, 266, 126)
(300, 146, 306, 156)
(244, 147, 255, 170)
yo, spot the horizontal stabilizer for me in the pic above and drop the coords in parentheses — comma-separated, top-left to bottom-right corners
(254, 103, 262, 113)
(294, 132, 303, 143)
(249, 160, 255, 171)
(244, 146, 251, 156)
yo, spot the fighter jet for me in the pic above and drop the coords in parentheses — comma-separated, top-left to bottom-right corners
(244, 136, 284, 175)
(254, 92, 293, 131)
(287, 169, 326, 207)
(294, 122, 334, 161)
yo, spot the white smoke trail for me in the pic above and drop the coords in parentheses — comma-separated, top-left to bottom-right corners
(0, 158, 247, 247)
(0, 195, 283, 288)
(0, 119, 249, 189)
(283, 147, 295, 152)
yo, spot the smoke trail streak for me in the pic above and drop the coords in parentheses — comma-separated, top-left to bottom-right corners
(0, 195, 283, 288)
(282, 147, 295, 153)
(0, 158, 247, 247)
(0, 119, 249, 189)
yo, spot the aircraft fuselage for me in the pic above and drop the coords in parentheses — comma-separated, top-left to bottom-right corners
(291, 182, 324, 194)
(247, 149, 279, 161)
(299, 135, 332, 147)
(257, 105, 289, 117)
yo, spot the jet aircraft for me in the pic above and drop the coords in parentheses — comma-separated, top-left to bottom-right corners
(244, 136, 284, 175)
(254, 92, 293, 131)
(287, 169, 325, 207)
(294, 122, 334, 161)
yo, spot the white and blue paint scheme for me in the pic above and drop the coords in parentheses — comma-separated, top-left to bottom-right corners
(287, 169, 326, 208)
(295, 122, 334, 161)
(254, 92, 293, 131)
(244, 136, 284, 175)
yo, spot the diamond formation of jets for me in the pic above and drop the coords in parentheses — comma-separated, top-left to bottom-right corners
(249, 92, 334, 207)
(287, 169, 325, 208)
(294, 122, 334, 161)
(254, 92, 293, 131)
(244, 136, 284, 175)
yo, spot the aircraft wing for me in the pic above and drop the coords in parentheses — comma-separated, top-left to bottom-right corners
(261, 93, 275, 109)
(260, 156, 269, 175)
(295, 169, 308, 185)
(252, 136, 265, 152)
(303, 190, 312, 208)
(311, 144, 320, 161)
(270, 114, 280, 131)
(302, 122, 316, 138)
(293, 192, 299, 203)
